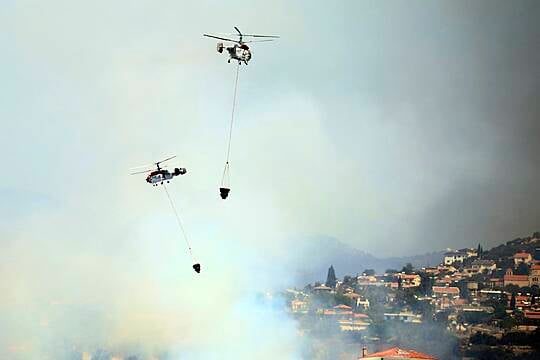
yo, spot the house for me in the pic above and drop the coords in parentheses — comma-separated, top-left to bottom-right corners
(360, 347, 437, 359)
(513, 251, 533, 265)
(357, 275, 383, 287)
(432, 286, 460, 298)
(344, 293, 370, 310)
(529, 265, 540, 286)
(469, 259, 497, 274)
(313, 285, 333, 293)
(479, 289, 504, 301)
(338, 314, 371, 332)
(333, 304, 353, 317)
(503, 268, 529, 287)
(338, 319, 370, 331)
(423, 267, 440, 275)
(488, 278, 503, 288)
(291, 300, 308, 313)
(467, 282, 479, 295)
(384, 312, 423, 323)
(510, 294, 532, 310)
(334, 304, 353, 312)
(395, 273, 421, 288)
(460, 248, 478, 258)
(524, 310, 540, 320)
(444, 251, 468, 265)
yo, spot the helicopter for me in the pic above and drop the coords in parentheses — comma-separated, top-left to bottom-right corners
(203, 27, 279, 65)
(130, 156, 187, 186)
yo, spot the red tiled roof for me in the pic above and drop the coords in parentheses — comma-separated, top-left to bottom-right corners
(432, 286, 460, 295)
(398, 274, 419, 279)
(363, 347, 437, 359)
(504, 275, 529, 282)
(514, 252, 531, 258)
(524, 311, 540, 320)
(354, 313, 369, 318)
(334, 304, 352, 310)
(530, 265, 540, 270)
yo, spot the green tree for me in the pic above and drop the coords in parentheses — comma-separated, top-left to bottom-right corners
(515, 262, 530, 275)
(363, 269, 375, 276)
(417, 273, 433, 296)
(401, 263, 414, 275)
(477, 243, 483, 259)
(510, 293, 516, 310)
(325, 265, 337, 288)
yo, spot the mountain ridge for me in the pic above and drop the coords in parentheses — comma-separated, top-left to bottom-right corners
(293, 236, 446, 285)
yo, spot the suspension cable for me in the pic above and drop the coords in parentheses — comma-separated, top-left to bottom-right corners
(163, 184, 195, 263)
(221, 62, 241, 186)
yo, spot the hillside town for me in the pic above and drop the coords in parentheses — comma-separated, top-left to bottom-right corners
(285, 232, 540, 359)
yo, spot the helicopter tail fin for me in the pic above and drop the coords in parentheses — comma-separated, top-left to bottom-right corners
(174, 168, 187, 176)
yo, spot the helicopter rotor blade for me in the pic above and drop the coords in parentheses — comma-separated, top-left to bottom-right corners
(244, 39, 275, 43)
(242, 34, 280, 38)
(203, 34, 239, 43)
(156, 155, 177, 165)
(130, 169, 153, 175)
(234, 26, 242, 36)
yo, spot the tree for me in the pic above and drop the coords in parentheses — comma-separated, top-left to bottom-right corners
(417, 272, 433, 296)
(363, 269, 375, 276)
(385, 268, 399, 274)
(504, 284, 520, 294)
(515, 262, 530, 275)
(477, 243, 483, 259)
(401, 263, 414, 275)
(325, 265, 337, 288)
(510, 293, 516, 310)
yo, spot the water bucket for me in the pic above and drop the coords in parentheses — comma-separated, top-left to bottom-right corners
(219, 187, 230, 199)
(193, 263, 201, 273)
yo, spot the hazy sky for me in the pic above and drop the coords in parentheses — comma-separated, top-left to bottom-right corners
(1, 0, 540, 358)
(3, 0, 540, 256)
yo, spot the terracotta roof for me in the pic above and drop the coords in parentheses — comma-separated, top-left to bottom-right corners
(432, 286, 460, 295)
(398, 274, 419, 279)
(354, 313, 369, 318)
(531, 265, 540, 270)
(334, 304, 352, 310)
(524, 311, 540, 320)
(504, 275, 529, 282)
(514, 252, 531, 258)
(362, 347, 437, 359)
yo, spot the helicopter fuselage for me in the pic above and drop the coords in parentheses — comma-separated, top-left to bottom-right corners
(217, 42, 252, 64)
(146, 168, 186, 186)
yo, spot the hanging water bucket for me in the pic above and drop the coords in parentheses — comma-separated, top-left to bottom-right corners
(220, 187, 230, 199)
(193, 263, 201, 273)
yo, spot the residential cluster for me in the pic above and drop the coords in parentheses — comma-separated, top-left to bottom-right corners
(285, 232, 540, 359)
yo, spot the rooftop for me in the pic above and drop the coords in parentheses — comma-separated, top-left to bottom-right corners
(362, 347, 437, 359)
(432, 286, 460, 295)
(504, 274, 529, 281)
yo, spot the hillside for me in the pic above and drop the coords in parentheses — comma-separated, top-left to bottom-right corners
(292, 232, 540, 285)
(292, 236, 445, 285)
